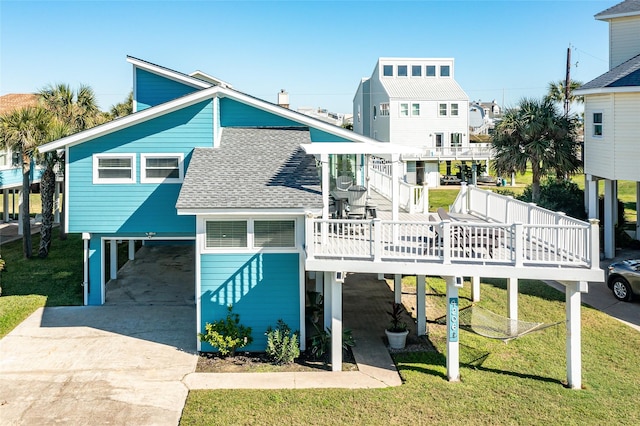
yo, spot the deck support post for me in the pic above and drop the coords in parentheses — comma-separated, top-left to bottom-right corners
(330, 272, 343, 372)
(586, 175, 599, 221)
(636, 182, 640, 241)
(17, 189, 23, 235)
(416, 275, 426, 336)
(566, 281, 584, 389)
(471, 276, 480, 302)
(323, 271, 332, 332)
(391, 154, 400, 224)
(394, 274, 402, 304)
(110, 239, 117, 280)
(603, 179, 615, 258)
(128, 240, 135, 260)
(54, 181, 61, 223)
(3, 189, 8, 222)
(445, 276, 460, 382)
(507, 277, 518, 321)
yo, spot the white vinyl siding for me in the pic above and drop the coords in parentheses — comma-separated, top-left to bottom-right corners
(93, 154, 136, 184)
(254, 220, 295, 248)
(612, 93, 640, 181)
(583, 95, 614, 179)
(206, 221, 248, 248)
(141, 153, 184, 183)
(609, 16, 640, 69)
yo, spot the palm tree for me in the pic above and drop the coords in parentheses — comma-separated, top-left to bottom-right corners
(39, 84, 102, 241)
(37, 120, 70, 257)
(109, 91, 133, 119)
(492, 98, 581, 203)
(545, 80, 584, 107)
(0, 106, 51, 258)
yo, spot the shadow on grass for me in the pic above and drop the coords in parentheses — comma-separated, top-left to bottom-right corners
(481, 277, 565, 303)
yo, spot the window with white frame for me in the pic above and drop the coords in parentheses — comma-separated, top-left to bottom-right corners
(205, 221, 247, 248)
(440, 65, 450, 77)
(380, 103, 389, 116)
(412, 65, 422, 77)
(141, 153, 184, 183)
(400, 103, 409, 116)
(451, 103, 459, 116)
(397, 65, 408, 77)
(93, 154, 136, 184)
(383, 65, 393, 76)
(411, 103, 420, 116)
(439, 103, 447, 116)
(254, 220, 295, 248)
(593, 112, 603, 137)
(451, 133, 462, 147)
(426, 65, 436, 77)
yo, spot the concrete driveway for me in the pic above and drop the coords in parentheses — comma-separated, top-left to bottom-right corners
(1, 299, 197, 425)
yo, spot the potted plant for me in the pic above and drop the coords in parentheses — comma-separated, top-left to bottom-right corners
(385, 302, 409, 349)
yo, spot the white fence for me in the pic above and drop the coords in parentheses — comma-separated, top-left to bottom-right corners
(368, 166, 426, 213)
(306, 217, 598, 269)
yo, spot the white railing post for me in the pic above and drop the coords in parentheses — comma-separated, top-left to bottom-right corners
(305, 214, 315, 260)
(528, 203, 536, 225)
(442, 221, 451, 264)
(589, 219, 600, 269)
(373, 219, 382, 262)
(460, 183, 468, 214)
(556, 212, 566, 257)
(514, 223, 524, 266)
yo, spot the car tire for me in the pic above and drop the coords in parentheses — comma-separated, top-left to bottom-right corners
(610, 277, 633, 302)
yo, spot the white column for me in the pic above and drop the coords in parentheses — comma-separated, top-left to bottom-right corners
(110, 239, 118, 280)
(586, 175, 599, 220)
(323, 271, 332, 332)
(82, 233, 90, 306)
(510, 172, 516, 186)
(636, 182, 640, 241)
(416, 275, 426, 336)
(612, 180, 618, 226)
(2, 189, 8, 222)
(566, 281, 583, 389)
(507, 278, 518, 321)
(330, 273, 343, 372)
(17, 189, 23, 235)
(321, 153, 330, 220)
(394, 274, 402, 304)
(128, 240, 136, 260)
(603, 179, 615, 259)
(54, 181, 60, 223)
(391, 154, 400, 223)
(471, 276, 480, 302)
(445, 276, 460, 382)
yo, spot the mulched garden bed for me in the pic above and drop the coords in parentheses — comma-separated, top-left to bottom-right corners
(196, 348, 358, 373)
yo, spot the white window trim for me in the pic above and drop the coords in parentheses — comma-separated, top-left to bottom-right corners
(411, 103, 420, 117)
(451, 103, 459, 117)
(201, 217, 297, 253)
(439, 103, 448, 117)
(592, 111, 603, 138)
(397, 65, 409, 78)
(399, 103, 409, 117)
(426, 65, 436, 78)
(140, 153, 184, 184)
(93, 153, 136, 184)
(440, 65, 451, 77)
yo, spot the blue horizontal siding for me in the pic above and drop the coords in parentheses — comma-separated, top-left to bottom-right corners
(220, 98, 303, 127)
(67, 100, 213, 234)
(199, 252, 300, 352)
(135, 68, 199, 111)
(0, 164, 43, 189)
(309, 128, 351, 142)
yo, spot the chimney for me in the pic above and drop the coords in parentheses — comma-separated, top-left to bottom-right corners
(277, 89, 289, 109)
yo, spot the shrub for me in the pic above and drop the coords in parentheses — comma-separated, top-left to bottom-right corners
(309, 323, 355, 360)
(198, 305, 253, 356)
(517, 177, 586, 219)
(265, 319, 300, 364)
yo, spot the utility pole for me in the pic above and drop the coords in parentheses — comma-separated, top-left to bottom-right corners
(564, 46, 571, 116)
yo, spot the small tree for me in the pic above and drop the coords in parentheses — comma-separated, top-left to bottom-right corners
(198, 305, 253, 356)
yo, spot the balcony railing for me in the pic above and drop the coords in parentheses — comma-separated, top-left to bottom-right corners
(305, 217, 600, 269)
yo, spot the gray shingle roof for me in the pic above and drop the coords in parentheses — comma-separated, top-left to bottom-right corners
(578, 54, 640, 90)
(176, 127, 322, 211)
(595, 0, 640, 19)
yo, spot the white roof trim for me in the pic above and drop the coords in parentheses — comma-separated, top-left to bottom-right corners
(126, 57, 212, 90)
(189, 70, 233, 89)
(301, 142, 421, 155)
(575, 86, 640, 95)
(596, 11, 640, 20)
(39, 84, 386, 152)
(177, 208, 322, 216)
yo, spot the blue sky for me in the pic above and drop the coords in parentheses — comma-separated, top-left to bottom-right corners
(1, 0, 613, 113)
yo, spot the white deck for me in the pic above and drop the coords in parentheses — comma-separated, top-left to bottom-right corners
(306, 188, 604, 283)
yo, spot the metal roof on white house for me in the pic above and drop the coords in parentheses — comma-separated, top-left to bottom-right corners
(379, 78, 469, 101)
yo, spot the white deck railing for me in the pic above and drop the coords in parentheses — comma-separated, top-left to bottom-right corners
(368, 166, 426, 213)
(305, 217, 600, 269)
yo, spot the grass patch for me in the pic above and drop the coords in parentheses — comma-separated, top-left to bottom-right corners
(180, 276, 640, 425)
(0, 228, 83, 337)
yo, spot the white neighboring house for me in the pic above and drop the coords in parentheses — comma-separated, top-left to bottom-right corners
(575, 0, 640, 258)
(353, 58, 491, 188)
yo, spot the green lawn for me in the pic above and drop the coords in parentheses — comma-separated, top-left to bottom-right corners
(0, 193, 46, 217)
(0, 229, 83, 337)
(181, 277, 640, 425)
